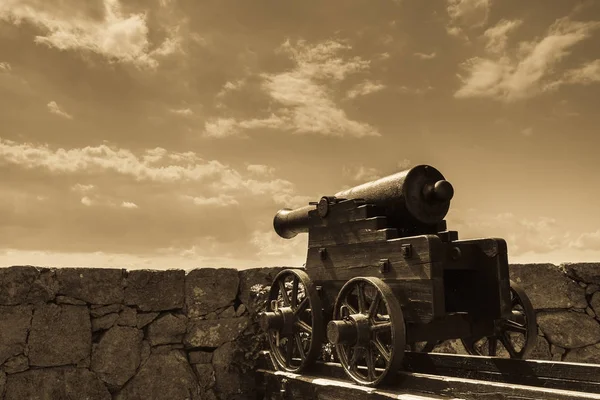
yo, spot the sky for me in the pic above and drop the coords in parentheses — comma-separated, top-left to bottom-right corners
(1, 0, 599, 270)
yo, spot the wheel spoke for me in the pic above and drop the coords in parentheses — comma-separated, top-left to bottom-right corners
(357, 284, 367, 314)
(342, 301, 358, 315)
(488, 337, 497, 356)
(294, 297, 309, 315)
(511, 295, 520, 308)
(500, 332, 518, 358)
(286, 337, 294, 364)
(371, 338, 391, 363)
(366, 348, 376, 380)
(279, 280, 291, 306)
(503, 319, 527, 334)
(295, 333, 306, 359)
(368, 292, 381, 319)
(371, 321, 392, 333)
(295, 320, 312, 334)
(291, 278, 299, 308)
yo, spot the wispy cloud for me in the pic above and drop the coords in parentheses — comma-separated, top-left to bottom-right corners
(0, 138, 305, 206)
(47, 101, 72, 119)
(169, 108, 193, 116)
(204, 39, 380, 138)
(414, 52, 437, 60)
(455, 17, 600, 102)
(346, 80, 386, 99)
(0, 62, 11, 72)
(342, 165, 382, 182)
(446, 0, 492, 39)
(0, 0, 179, 69)
(121, 201, 138, 209)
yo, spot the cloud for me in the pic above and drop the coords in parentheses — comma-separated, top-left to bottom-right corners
(81, 196, 93, 206)
(0, 0, 179, 69)
(71, 183, 94, 192)
(414, 52, 437, 60)
(483, 19, 523, 54)
(346, 80, 386, 99)
(216, 79, 246, 98)
(521, 127, 533, 136)
(121, 201, 138, 209)
(0, 62, 11, 72)
(183, 194, 239, 207)
(343, 165, 382, 182)
(397, 159, 412, 170)
(0, 138, 306, 207)
(203, 115, 285, 138)
(455, 17, 600, 102)
(569, 230, 600, 250)
(204, 39, 380, 138)
(247, 164, 275, 177)
(46, 101, 72, 119)
(446, 0, 492, 38)
(169, 108, 193, 116)
(563, 59, 600, 85)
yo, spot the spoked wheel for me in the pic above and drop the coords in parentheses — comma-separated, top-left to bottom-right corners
(258, 269, 324, 372)
(461, 281, 537, 358)
(327, 277, 406, 386)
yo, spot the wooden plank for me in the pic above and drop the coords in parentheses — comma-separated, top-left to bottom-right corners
(305, 235, 445, 282)
(257, 369, 457, 400)
(256, 356, 600, 400)
(401, 352, 600, 392)
(308, 218, 397, 247)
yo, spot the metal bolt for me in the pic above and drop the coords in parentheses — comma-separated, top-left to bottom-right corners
(450, 247, 462, 261)
(319, 248, 327, 260)
(401, 244, 412, 258)
(280, 378, 288, 395)
(379, 259, 391, 273)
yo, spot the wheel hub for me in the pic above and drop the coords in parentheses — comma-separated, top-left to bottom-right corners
(327, 314, 371, 346)
(259, 304, 295, 335)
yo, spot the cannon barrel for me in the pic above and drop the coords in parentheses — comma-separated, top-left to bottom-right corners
(273, 164, 454, 239)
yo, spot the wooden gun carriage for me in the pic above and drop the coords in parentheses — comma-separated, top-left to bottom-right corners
(258, 165, 537, 387)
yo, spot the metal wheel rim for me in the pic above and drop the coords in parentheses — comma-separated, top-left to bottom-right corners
(461, 281, 537, 358)
(332, 277, 406, 386)
(266, 269, 324, 372)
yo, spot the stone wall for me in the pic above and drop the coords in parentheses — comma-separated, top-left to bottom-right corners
(0, 265, 284, 400)
(0, 263, 598, 399)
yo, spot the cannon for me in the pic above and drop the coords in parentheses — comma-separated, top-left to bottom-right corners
(259, 165, 537, 387)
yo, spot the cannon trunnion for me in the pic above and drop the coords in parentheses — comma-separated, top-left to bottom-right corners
(259, 165, 537, 387)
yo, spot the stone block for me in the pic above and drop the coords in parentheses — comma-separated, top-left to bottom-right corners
(114, 351, 200, 400)
(0, 305, 32, 365)
(510, 264, 587, 309)
(185, 318, 250, 348)
(91, 326, 143, 391)
(147, 313, 188, 346)
(4, 367, 110, 400)
(562, 263, 600, 285)
(537, 311, 600, 349)
(125, 269, 185, 311)
(0, 266, 57, 305)
(28, 304, 91, 367)
(186, 268, 239, 318)
(56, 267, 124, 304)
(564, 343, 600, 364)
